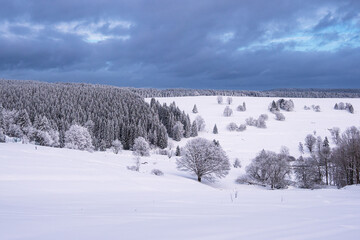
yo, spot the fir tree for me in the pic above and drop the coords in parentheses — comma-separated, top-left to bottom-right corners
(192, 104, 198, 113)
(213, 124, 218, 134)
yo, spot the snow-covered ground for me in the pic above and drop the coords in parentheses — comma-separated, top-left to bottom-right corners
(1, 96, 360, 239)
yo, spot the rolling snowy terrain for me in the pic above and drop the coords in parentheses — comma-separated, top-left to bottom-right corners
(1, 96, 360, 239)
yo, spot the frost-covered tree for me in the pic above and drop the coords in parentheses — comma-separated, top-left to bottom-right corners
(237, 124, 247, 132)
(192, 104, 198, 113)
(133, 137, 150, 156)
(195, 116, 205, 132)
(233, 158, 241, 168)
(304, 134, 317, 154)
(227, 97, 233, 105)
(175, 145, 181, 156)
(275, 112, 285, 121)
(237, 102, 246, 112)
(213, 124, 218, 134)
(64, 124, 93, 151)
(223, 106, 233, 117)
(172, 121, 184, 141)
(0, 128, 5, 142)
(227, 122, 238, 131)
(112, 139, 123, 154)
(176, 138, 230, 182)
(246, 150, 291, 189)
(217, 96, 223, 104)
(269, 100, 279, 112)
(190, 120, 198, 137)
(293, 156, 319, 188)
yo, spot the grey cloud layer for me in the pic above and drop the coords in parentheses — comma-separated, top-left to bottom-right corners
(0, 0, 359, 89)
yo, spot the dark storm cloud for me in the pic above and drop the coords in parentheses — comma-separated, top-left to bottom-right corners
(0, 0, 359, 89)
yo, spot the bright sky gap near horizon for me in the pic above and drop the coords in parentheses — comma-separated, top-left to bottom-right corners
(0, 0, 359, 90)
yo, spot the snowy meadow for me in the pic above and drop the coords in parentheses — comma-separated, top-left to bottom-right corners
(1, 95, 360, 239)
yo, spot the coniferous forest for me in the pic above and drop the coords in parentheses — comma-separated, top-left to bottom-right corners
(0, 80, 191, 150)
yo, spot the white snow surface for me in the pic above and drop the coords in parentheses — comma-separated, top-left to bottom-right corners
(1, 96, 360, 239)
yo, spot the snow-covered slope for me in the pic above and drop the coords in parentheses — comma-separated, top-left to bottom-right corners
(148, 96, 360, 166)
(2, 96, 360, 239)
(1, 143, 360, 240)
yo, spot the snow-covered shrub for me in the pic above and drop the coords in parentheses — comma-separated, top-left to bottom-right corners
(176, 137, 230, 182)
(312, 105, 321, 112)
(237, 124, 247, 132)
(227, 97, 233, 105)
(195, 116, 206, 132)
(277, 99, 294, 111)
(227, 122, 238, 131)
(192, 104, 198, 113)
(245, 117, 257, 126)
(217, 96, 223, 104)
(112, 139, 123, 154)
(275, 112, 285, 121)
(133, 137, 150, 156)
(127, 166, 138, 171)
(151, 169, 164, 176)
(237, 102, 246, 112)
(256, 117, 267, 128)
(64, 124, 93, 151)
(223, 106, 233, 117)
(259, 114, 268, 121)
(304, 105, 311, 110)
(246, 150, 291, 189)
(235, 175, 251, 184)
(233, 158, 241, 168)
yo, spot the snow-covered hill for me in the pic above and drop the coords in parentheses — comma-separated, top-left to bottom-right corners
(2, 96, 360, 240)
(1, 143, 360, 240)
(148, 96, 360, 166)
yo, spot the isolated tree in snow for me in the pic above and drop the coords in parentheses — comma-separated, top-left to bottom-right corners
(112, 139, 123, 154)
(195, 116, 205, 132)
(227, 97, 233, 105)
(64, 124, 93, 151)
(190, 120, 198, 137)
(217, 96, 223, 104)
(223, 106, 233, 117)
(133, 136, 150, 156)
(213, 124, 218, 134)
(275, 112, 285, 121)
(233, 158, 241, 168)
(192, 104, 198, 113)
(176, 138, 230, 182)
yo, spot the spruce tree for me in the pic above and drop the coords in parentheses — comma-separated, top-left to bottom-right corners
(192, 104, 198, 113)
(213, 124, 218, 134)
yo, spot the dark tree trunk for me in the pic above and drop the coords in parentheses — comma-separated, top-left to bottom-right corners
(198, 176, 201, 182)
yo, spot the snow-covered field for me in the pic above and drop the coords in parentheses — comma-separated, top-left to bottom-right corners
(1, 96, 360, 239)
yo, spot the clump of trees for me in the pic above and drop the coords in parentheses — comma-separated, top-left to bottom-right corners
(223, 106, 233, 117)
(334, 102, 354, 113)
(227, 122, 247, 132)
(269, 99, 294, 112)
(176, 138, 230, 182)
(293, 128, 360, 188)
(245, 149, 292, 189)
(245, 114, 268, 128)
(312, 105, 321, 112)
(236, 102, 246, 112)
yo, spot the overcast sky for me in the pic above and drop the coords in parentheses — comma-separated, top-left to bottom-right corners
(0, 0, 359, 90)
